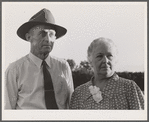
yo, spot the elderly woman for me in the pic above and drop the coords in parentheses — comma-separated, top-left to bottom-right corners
(69, 37, 144, 109)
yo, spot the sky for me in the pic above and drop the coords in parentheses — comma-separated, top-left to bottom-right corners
(2, 2, 147, 72)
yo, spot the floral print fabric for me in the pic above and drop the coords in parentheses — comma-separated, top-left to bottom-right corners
(69, 74, 144, 109)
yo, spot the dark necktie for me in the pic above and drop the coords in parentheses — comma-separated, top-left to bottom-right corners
(42, 60, 58, 109)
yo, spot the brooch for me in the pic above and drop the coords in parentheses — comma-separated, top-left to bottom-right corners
(89, 85, 103, 103)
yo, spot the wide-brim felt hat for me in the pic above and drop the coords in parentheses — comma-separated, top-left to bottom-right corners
(17, 8, 67, 41)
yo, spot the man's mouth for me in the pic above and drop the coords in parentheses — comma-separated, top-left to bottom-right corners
(43, 45, 51, 47)
(101, 66, 110, 69)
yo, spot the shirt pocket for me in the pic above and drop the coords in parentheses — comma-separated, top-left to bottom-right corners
(54, 74, 68, 105)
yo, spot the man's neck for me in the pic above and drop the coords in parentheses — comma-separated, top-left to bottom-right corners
(31, 51, 49, 60)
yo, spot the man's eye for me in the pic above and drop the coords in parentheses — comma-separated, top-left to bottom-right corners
(40, 31, 47, 37)
(49, 31, 56, 37)
(49, 33, 54, 37)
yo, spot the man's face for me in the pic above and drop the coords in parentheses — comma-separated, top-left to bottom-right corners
(28, 25, 56, 55)
(90, 42, 117, 78)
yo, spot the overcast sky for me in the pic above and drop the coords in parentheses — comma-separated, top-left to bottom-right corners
(2, 2, 147, 72)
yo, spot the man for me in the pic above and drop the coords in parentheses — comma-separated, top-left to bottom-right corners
(5, 8, 74, 109)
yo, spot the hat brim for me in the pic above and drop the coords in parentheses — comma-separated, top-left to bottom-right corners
(17, 21, 67, 41)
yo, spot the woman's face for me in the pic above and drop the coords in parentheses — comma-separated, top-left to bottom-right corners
(90, 42, 117, 78)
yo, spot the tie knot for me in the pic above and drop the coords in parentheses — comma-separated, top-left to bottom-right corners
(42, 60, 46, 64)
(42, 60, 47, 67)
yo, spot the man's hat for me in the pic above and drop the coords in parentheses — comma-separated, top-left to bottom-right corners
(17, 8, 67, 41)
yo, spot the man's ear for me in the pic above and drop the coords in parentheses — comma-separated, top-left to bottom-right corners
(25, 33, 31, 41)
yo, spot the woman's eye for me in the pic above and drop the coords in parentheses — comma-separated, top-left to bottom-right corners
(108, 55, 113, 59)
(97, 55, 103, 58)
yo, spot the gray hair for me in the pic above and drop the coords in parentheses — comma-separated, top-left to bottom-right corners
(87, 37, 118, 63)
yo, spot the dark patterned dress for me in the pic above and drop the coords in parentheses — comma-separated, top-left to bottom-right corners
(69, 73, 144, 109)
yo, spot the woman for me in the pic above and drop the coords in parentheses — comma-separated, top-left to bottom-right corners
(69, 37, 144, 109)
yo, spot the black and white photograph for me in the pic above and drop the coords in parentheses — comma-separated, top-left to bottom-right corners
(2, 1, 147, 120)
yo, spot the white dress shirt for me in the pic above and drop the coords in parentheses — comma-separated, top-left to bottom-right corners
(5, 53, 74, 109)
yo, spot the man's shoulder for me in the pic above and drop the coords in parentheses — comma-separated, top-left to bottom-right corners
(6, 54, 29, 71)
(50, 55, 67, 65)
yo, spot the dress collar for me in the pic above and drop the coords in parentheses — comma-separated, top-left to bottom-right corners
(102, 73, 119, 99)
(29, 52, 51, 69)
(82, 81, 93, 102)
(85, 73, 119, 101)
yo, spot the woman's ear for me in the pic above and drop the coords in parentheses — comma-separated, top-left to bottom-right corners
(87, 56, 93, 67)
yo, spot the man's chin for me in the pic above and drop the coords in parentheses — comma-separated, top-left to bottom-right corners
(43, 48, 52, 53)
(42, 50, 51, 56)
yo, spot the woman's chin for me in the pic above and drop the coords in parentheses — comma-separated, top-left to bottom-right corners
(98, 71, 114, 77)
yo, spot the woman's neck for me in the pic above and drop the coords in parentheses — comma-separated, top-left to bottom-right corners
(93, 74, 110, 91)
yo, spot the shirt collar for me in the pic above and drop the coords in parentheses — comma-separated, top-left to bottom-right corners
(85, 73, 119, 101)
(29, 52, 51, 69)
(44, 56, 51, 68)
(102, 73, 119, 99)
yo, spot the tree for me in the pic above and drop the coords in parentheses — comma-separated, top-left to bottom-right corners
(79, 60, 91, 70)
(71, 60, 93, 88)
(66, 59, 76, 71)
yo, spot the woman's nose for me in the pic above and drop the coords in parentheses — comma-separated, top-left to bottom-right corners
(102, 56, 109, 63)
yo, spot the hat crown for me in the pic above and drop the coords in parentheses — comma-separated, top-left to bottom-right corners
(17, 8, 67, 41)
(29, 8, 55, 24)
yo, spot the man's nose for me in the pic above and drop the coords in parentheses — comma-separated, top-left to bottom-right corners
(44, 33, 55, 43)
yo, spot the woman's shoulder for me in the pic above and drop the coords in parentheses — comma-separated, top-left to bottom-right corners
(117, 76, 138, 90)
(74, 81, 91, 92)
(71, 81, 91, 102)
(118, 76, 134, 85)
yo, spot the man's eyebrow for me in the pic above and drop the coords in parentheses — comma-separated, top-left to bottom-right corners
(37, 30, 44, 34)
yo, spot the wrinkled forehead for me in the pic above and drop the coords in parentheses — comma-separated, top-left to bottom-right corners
(96, 41, 114, 49)
(28, 25, 55, 34)
(93, 39, 117, 54)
